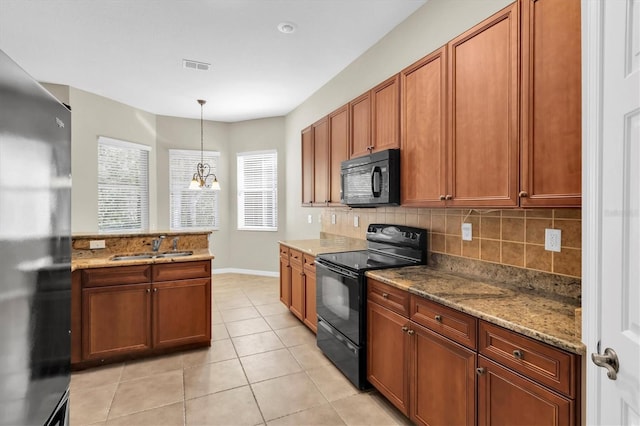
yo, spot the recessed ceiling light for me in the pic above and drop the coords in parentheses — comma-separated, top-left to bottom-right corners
(277, 22, 297, 34)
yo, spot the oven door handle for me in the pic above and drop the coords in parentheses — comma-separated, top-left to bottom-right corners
(315, 259, 359, 279)
(318, 320, 358, 355)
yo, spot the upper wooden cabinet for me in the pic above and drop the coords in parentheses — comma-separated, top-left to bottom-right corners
(350, 74, 401, 158)
(447, 2, 520, 208)
(312, 117, 330, 204)
(301, 126, 314, 206)
(401, 47, 448, 207)
(520, 0, 581, 207)
(328, 105, 349, 204)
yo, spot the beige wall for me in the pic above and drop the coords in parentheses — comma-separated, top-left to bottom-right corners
(283, 0, 513, 239)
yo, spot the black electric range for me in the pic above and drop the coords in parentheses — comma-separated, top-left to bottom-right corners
(315, 224, 428, 389)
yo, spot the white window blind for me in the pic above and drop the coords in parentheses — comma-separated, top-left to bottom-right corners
(169, 149, 220, 230)
(98, 137, 150, 233)
(237, 150, 277, 231)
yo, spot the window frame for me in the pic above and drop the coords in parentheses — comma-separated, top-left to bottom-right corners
(236, 149, 278, 232)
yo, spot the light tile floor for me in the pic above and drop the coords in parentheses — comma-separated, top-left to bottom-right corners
(70, 273, 413, 426)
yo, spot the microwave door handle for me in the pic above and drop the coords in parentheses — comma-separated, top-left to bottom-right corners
(371, 166, 382, 197)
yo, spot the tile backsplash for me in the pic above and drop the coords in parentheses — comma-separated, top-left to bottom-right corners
(320, 207, 581, 278)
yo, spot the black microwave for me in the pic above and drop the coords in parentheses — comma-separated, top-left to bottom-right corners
(340, 149, 400, 207)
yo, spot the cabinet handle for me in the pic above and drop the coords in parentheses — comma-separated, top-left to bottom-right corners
(445, 194, 453, 200)
(439, 195, 446, 201)
(407, 329, 415, 335)
(153, 288, 157, 292)
(434, 314, 442, 322)
(382, 292, 389, 299)
(401, 326, 409, 333)
(519, 191, 529, 197)
(513, 349, 523, 359)
(476, 367, 485, 376)
(146, 288, 150, 293)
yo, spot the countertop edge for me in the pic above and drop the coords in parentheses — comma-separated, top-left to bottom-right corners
(72, 252, 214, 271)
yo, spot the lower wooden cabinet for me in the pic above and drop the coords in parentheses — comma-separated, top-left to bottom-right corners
(366, 278, 581, 425)
(75, 260, 211, 366)
(278, 244, 317, 333)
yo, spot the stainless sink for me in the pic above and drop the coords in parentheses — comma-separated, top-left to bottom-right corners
(110, 251, 193, 261)
(154, 251, 194, 258)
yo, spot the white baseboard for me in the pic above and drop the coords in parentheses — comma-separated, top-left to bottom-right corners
(212, 268, 279, 278)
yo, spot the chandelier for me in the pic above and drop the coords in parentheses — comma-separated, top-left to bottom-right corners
(189, 99, 220, 190)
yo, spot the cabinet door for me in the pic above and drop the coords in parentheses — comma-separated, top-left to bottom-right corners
(328, 104, 349, 204)
(520, 0, 581, 207)
(371, 74, 400, 153)
(411, 322, 476, 426)
(82, 283, 151, 360)
(447, 3, 519, 207)
(301, 126, 314, 205)
(401, 47, 447, 207)
(312, 117, 330, 205)
(290, 262, 305, 320)
(349, 92, 371, 158)
(279, 248, 292, 307)
(152, 278, 211, 349)
(302, 257, 317, 333)
(367, 301, 410, 415)
(478, 356, 574, 426)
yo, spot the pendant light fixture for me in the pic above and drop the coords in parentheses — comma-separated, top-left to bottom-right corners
(189, 99, 220, 190)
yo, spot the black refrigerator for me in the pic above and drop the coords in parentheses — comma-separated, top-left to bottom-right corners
(0, 49, 71, 425)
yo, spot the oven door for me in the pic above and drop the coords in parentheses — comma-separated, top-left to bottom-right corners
(315, 259, 363, 345)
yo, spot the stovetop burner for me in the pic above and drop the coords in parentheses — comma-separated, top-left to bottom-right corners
(317, 249, 420, 272)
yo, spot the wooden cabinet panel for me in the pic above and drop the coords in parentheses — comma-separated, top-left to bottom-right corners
(412, 322, 476, 426)
(411, 295, 477, 350)
(312, 117, 330, 205)
(279, 245, 291, 307)
(401, 47, 448, 207)
(152, 278, 211, 349)
(303, 257, 317, 333)
(301, 126, 314, 205)
(367, 300, 410, 415)
(479, 320, 577, 397)
(290, 261, 305, 321)
(447, 2, 519, 207)
(71, 271, 82, 364)
(371, 74, 400, 153)
(328, 105, 349, 204)
(368, 279, 409, 317)
(520, 0, 581, 207)
(152, 260, 210, 282)
(478, 356, 574, 426)
(82, 264, 151, 288)
(82, 283, 151, 360)
(349, 92, 371, 158)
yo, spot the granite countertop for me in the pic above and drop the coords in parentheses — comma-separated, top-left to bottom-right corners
(279, 236, 367, 256)
(73, 230, 212, 239)
(366, 266, 584, 355)
(71, 248, 214, 271)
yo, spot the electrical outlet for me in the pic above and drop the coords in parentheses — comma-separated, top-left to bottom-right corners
(461, 223, 472, 241)
(331, 214, 336, 225)
(307, 214, 312, 224)
(89, 239, 106, 249)
(317, 213, 322, 223)
(545, 229, 562, 252)
(354, 215, 359, 227)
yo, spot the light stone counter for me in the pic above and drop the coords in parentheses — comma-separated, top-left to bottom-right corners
(279, 235, 367, 256)
(366, 266, 584, 355)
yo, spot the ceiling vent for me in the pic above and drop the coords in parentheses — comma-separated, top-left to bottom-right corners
(183, 59, 211, 71)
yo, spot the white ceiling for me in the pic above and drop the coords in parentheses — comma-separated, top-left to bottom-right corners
(0, 0, 426, 122)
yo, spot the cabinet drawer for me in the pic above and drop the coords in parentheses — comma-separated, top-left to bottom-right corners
(289, 249, 303, 266)
(479, 321, 577, 398)
(152, 260, 211, 282)
(368, 279, 409, 317)
(303, 254, 316, 274)
(411, 295, 477, 350)
(82, 265, 151, 288)
(279, 245, 289, 259)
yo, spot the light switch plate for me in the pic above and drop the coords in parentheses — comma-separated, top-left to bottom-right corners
(461, 223, 472, 241)
(331, 214, 336, 225)
(545, 229, 562, 252)
(307, 214, 312, 224)
(89, 239, 106, 249)
(354, 215, 359, 227)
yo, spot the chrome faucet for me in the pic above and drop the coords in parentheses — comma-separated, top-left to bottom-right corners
(151, 235, 166, 252)
(172, 237, 179, 251)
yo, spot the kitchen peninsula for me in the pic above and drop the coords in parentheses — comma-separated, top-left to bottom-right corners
(71, 231, 214, 369)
